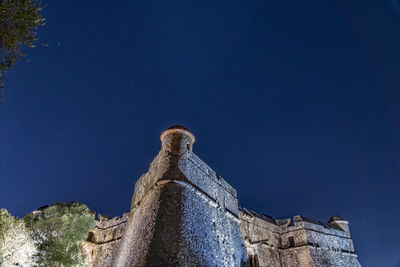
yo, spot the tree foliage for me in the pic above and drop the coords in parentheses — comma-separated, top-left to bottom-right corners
(23, 202, 96, 267)
(0, 208, 37, 266)
(0, 0, 45, 99)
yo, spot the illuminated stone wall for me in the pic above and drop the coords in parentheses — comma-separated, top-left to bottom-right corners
(111, 126, 246, 266)
(83, 213, 128, 266)
(240, 208, 361, 266)
(82, 126, 361, 266)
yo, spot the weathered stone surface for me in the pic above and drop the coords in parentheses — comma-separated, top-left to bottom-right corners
(240, 208, 361, 266)
(112, 126, 246, 266)
(82, 126, 361, 267)
(83, 213, 128, 266)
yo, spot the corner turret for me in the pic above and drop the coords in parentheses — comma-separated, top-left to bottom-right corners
(160, 125, 196, 155)
(329, 215, 351, 237)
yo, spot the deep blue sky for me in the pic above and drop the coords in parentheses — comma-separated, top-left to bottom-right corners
(1, 1, 400, 266)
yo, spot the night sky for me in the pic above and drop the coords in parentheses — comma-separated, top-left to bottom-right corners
(1, 1, 400, 266)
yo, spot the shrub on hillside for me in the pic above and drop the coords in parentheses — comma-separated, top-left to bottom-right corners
(0, 208, 36, 266)
(24, 202, 96, 267)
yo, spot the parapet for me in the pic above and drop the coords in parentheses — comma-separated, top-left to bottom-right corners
(239, 208, 360, 266)
(87, 213, 129, 244)
(83, 213, 129, 266)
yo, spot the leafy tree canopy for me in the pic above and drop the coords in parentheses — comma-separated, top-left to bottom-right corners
(0, 0, 45, 100)
(0, 208, 37, 266)
(24, 202, 96, 267)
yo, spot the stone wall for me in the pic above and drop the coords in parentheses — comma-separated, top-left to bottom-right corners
(112, 127, 246, 266)
(84, 207, 361, 267)
(82, 127, 361, 266)
(239, 208, 361, 267)
(239, 207, 282, 266)
(82, 213, 128, 267)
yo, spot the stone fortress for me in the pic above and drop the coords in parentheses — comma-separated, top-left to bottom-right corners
(83, 126, 361, 266)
